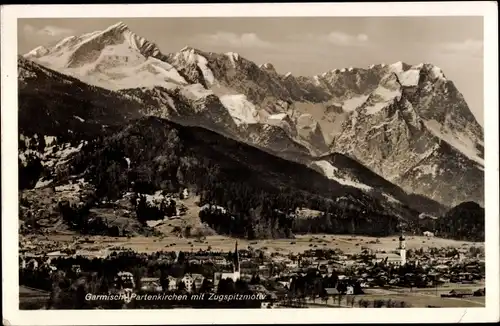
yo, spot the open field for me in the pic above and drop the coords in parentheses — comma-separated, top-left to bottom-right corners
(22, 194, 483, 255)
(25, 232, 484, 257)
(309, 296, 485, 308)
(361, 283, 486, 308)
(19, 285, 50, 309)
(356, 293, 484, 307)
(29, 232, 484, 255)
(293, 284, 486, 308)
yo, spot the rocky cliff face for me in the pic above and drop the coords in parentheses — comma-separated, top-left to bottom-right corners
(23, 22, 484, 207)
(328, 63, 483, 206)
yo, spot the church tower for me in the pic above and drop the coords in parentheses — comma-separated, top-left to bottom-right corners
(398, 233, 407, 266)
(232, 241, 241, 281)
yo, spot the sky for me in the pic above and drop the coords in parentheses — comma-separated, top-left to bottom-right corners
(18, 17, 484, 125)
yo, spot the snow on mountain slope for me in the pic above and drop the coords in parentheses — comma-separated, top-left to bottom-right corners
(397, 69, 421, 87)
(25, 45, 49, 58)
(22, 22, 483, 207)
(18, 56, 142, 140)
(219, 94, 259, 125)
(394, 139, 484, 207)
(225, 52, 240, 68)
(23, 22, 186, 91)
(311, 160, 373, 191)
(305, 152, 447, 214)
(363, 84, 402, 115)
(19, 134, 87, 170)
(80, 56, 188, 91)
(264, 113, 298, 138)
(423, 119, 484, 165)
(342, 95, 369, 112)
(175, 47, 216, 85)
(389, 61, 423, 86)
(24, 24, 326, 158)
(179, 83, 214, 102)
(328, 64, 483, 206)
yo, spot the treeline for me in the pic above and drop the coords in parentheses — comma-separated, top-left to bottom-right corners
(199, 200, 399, 239)
(57, 198, 157, 237)
(435, 201, 484, 242)
(65, 117, 404, 239)
(407, 201, 484, 242)
(135, 194, 177, 225)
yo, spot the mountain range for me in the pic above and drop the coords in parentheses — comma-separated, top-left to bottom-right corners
(18, 22, 485, 238)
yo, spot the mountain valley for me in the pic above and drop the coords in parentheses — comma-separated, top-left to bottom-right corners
(18, 22, 485, 241)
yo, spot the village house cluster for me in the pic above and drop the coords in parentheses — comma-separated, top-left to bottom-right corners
(19, 233, 485, 308)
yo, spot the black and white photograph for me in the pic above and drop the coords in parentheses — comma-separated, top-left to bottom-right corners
(2, 2, 499, 325)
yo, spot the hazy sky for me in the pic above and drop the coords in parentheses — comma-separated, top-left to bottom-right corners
(18, 17, 484, 125)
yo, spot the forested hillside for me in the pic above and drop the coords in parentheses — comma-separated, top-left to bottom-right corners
(66, 116, 405, 239)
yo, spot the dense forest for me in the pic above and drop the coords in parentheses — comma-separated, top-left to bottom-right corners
(409, 201, 484, 242)
(64, 116, 405, 239)
(435, 202, 484, 242)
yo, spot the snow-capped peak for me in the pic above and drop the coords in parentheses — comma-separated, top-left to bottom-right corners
(21, 22, 195, 91)
(368, 63, 387, 70)
(313, 75, 322, 85)
(24, 45, 49, 58)
(53, 36, 78, 49)
(104, 21, 129, 33)
(179, 46, 205, 55)
(429, 65, 446, 80)
(389, 61, 411, 72)
(180, 45, 194, 52)
(414, 63, 447, 81)
(226, 52, 240, 61)
(174, 47, 216, 86)
(24, 21, 165, 71)
(226, 52, 240, 67)
(260, 62, 276, 71)
(219, 94, 259, 125)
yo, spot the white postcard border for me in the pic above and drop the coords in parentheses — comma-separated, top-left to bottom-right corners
(2, 2, 498, 325)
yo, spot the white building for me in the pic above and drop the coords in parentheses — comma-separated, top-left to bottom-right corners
(179, 274, 205, 293)
(399, 233, 407, 266)
(115, 271, 135, 289)
(372, 234, 407, 266)
(181, 274, 195, 293)
(140, 277, 163, 293)
(374, 253, 404, 266)
(167, 276, 178, 292)
(423, 231, 435, 237)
